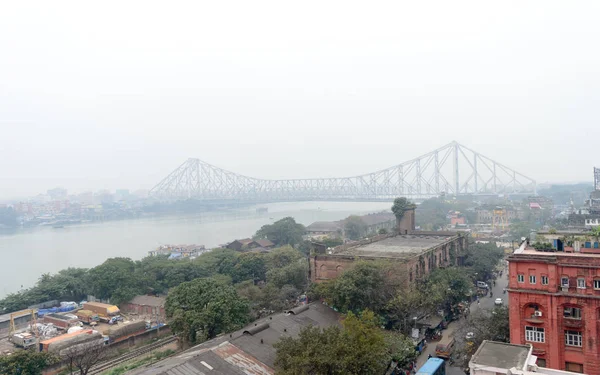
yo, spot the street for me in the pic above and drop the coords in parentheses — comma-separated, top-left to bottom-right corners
(414, 264, 509, 375)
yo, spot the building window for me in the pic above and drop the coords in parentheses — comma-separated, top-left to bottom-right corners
(541, 276, 549, 285)
(565, 362, 584, 373)
(525, 326, 545, 343)
(577, 278, 586, 289)
(561, 277, 570, 287)
(564, 307, 582, 319)
(565, 330, 582, 347)
(529, 275, 536, 284)
(518, 274, 525, 283)
(537, 359, 546, 368)
(594, 279, 600, 290)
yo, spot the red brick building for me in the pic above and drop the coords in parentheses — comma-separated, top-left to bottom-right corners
(508, 244, 600, 373)
(310, 209, 467, 284)
(121, 295, 166, 322)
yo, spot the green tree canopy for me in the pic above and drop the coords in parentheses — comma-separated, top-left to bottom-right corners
(344, 215, 367, 240)
(315, 262, 396, 313)
(165, 278, 250, 344)
(463, 242, 505, 282)
(232, 253, 267, 284)
(274, 310, 395, 375)
(454, 306, 509, 367)
(0, 350, 57, 375)
(86, 258, 142, 305)
(254, 217, 306, 247)
(425, 267, 473, 311)
(391, 197, 416, 221)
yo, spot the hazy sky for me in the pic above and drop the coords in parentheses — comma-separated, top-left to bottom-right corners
(1, 1, 598, 199)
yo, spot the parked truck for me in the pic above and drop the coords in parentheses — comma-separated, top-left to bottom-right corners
(76, 309, 99, 324)
(43, 313, 79, 330)
(10, 332, 37, 348)
(82, 302, 120, 322)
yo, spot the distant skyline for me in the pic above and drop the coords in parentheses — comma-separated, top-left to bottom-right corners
(1, 1, 599, 199)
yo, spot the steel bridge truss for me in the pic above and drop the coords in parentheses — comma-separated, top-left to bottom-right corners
(150, 141, 536, 202)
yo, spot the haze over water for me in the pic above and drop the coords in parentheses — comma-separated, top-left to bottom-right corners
(0, 201, 390, 298)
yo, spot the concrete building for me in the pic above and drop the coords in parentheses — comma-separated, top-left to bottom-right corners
(127, 303, 340, 375)
(310, 208, 467, 284)
(469, 340, 585, 375)
(507, 241, 600, 373)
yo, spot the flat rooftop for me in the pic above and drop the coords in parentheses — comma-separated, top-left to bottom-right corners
(334, 234, 456, 259)
(470, 340, 530, 371)
(516, 248, 600, 258)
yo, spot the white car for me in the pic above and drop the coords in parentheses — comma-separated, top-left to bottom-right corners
(465, 332, 474, 340)
(495, 298, 503, 306)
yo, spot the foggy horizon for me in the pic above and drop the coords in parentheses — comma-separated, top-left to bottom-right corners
(1, 1, 599, 199)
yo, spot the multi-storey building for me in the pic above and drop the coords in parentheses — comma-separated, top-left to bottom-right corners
(508, 242, 600, 373)
(310, 208, 468, 284)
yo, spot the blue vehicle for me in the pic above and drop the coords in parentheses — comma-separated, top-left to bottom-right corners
(416, 358, 446, 375)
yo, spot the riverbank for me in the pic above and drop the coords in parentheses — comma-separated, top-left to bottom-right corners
(0, 201, 391, 298)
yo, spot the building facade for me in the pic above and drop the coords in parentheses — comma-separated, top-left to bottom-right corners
(508, 244, 600, 373)
(310, 209, 467, 284)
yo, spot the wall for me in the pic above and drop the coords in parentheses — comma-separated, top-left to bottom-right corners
(508, 253, 600, 374)
(310, 234, 464, 285)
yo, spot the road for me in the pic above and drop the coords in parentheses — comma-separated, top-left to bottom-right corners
(414, 263, 509, 375)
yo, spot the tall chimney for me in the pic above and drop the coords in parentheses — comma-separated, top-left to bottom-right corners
(397, 207, 416, 234)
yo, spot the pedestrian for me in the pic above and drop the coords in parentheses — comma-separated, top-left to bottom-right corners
(477, 300, 480, 305)
(428, 354, 432, 360)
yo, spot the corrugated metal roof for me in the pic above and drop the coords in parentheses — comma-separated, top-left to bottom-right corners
(128, 303, 340, 375)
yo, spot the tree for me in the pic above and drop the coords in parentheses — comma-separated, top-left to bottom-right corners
(383, 288, 427, 333)
(509, 221, 531, 241)
(344, 216, 367, 240)
(463, 242, 505, 282)
(254, 217, 305, 247)
(274, 310, 393, 375)
(384, 331, 419, 368)
(391, 197, 416, 222)
(265, 246, 304, 269)
(425, 267, 473, 312)
(165, 278, 250, 344)
(63, 340, 113, 375)
(317, 262, 396, 313)
(86, 258, 142, 304)
(232, 253, 267, 284)
(266, 261, 308, 290)
(0, 350, 56, 375)
(454, 306, 509, 367)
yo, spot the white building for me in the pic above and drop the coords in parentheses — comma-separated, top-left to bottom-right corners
(470, 341, 585, 375)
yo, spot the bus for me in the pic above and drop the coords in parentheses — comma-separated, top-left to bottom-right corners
(416, 358, 446, 375)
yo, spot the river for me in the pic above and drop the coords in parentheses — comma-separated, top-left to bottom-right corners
(0, 201, 391, 298)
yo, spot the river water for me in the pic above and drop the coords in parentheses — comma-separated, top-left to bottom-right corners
(0, 201, 391, 298)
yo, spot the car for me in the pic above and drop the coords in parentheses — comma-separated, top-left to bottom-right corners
(495, 298, 503, 305)
(465, 332, 474, 340)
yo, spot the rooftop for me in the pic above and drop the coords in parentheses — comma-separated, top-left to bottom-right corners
(127, 295, 166, 307)
(128, 303, 340, 375)
(305, 221, 341, 232)
(333, 233, 457, 259)
(470, 340, 530, 371)
(511, 247, 600, 259)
